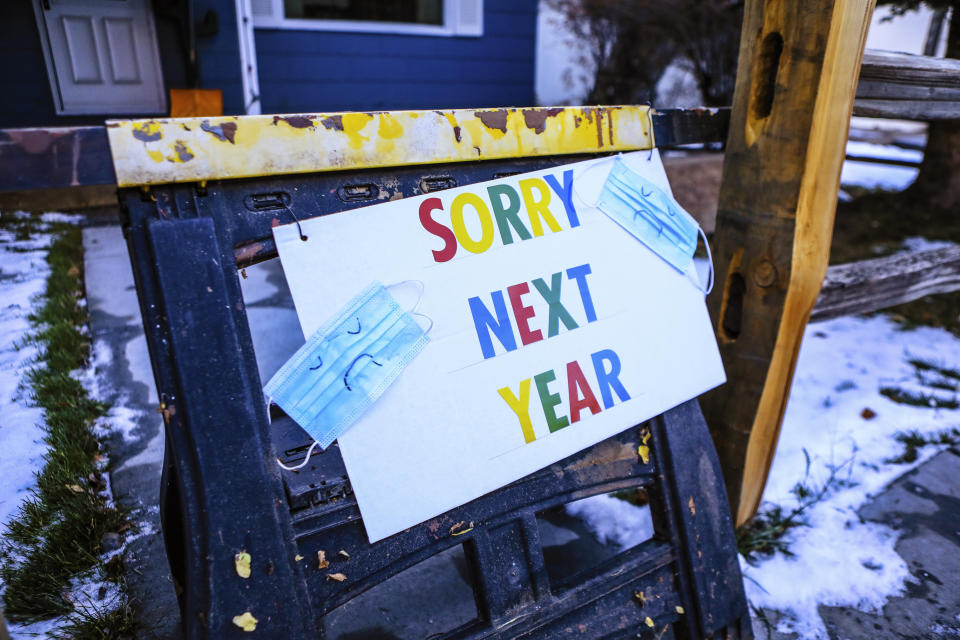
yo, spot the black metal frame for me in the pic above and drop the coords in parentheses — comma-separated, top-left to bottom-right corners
(117, 113, 749, 639)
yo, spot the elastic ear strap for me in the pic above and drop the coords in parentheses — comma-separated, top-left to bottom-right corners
(277, 441, 319, 471)
(386, 279, 434, 335)
(698, 226, 714, 295)
(570, 155, 618, 210)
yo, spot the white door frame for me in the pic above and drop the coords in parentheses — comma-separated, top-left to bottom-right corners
(235, 0, 262, 114)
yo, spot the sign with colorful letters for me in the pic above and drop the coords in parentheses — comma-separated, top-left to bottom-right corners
(272, 150, 725, 542)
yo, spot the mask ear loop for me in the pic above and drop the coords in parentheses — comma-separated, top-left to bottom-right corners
(268, 392, 323, 470)
(570, 154, 619, 210)
(697, 226, 715, 295)
(386, 279, 434, 335)
(277, 441, 319, 472)
(265, 395, 323, 471)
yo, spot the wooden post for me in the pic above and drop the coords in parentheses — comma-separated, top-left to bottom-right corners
(701, 0, 876, 526)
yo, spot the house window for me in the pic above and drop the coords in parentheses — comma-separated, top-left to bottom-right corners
(284, 0, 443, 26)
(252, 0, 482, 37)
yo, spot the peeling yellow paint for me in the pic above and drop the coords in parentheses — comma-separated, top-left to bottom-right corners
(342, 112, 373, 149)
(106, 106, 655, 187)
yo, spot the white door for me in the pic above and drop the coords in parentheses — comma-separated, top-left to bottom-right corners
(33, 0, 166, 115)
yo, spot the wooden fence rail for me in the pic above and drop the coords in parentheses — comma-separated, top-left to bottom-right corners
(812, 245, 960, 322)
(855, 49, 960, 120)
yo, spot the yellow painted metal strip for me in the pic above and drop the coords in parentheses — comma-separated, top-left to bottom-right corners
(105, 106, 654, 187)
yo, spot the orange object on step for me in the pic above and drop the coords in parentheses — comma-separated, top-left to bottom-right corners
(169, 89, 223, 117)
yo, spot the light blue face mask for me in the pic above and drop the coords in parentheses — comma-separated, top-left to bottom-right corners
(264, 281, 430, 458)
(594, 157, 713, 293)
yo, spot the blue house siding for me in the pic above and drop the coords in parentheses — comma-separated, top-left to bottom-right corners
(0, 1, 71, 127)
(194, 0, 245, 115)
(254, 0, 538, 113)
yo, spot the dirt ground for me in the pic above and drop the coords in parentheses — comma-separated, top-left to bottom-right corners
(662, 151, 725, 234)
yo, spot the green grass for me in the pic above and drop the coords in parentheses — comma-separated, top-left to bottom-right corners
(737, 450, 856, 560)
(0, 218, 137, 637)
(885, 428, 960, 464)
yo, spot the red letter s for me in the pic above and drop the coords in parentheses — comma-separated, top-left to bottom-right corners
(419, 197, 458, 263)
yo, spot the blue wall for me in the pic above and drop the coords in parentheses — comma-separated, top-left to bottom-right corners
(0, 1, 72, 127)
(254, 0, 538, 113)
(195, 0, 245, 115)
(0, 0, 536, 126)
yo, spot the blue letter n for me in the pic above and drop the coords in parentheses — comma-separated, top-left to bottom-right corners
(468, 291, 517, 359)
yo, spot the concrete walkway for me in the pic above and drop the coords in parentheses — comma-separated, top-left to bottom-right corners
(83, 223, 960, 639)
(84, 225, 179, 639)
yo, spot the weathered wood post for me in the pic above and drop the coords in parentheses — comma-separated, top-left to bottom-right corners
(701, 0, 877, 525)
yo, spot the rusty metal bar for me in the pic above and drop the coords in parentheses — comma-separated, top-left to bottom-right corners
(0, 108, 729, 193)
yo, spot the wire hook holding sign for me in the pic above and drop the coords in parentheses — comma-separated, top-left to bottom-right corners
(281, 202, 308, 241)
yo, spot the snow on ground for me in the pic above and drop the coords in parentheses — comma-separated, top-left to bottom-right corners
(565, 493, 654, 551)
(742, 313, 959, 638)
(567, 309, 960, 640)
(840, 140, 921, 191)
(0, 219, 53, 530)
(0, 213, 132, 638)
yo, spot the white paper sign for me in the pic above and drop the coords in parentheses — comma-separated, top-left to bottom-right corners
(272, 150, 725, 542)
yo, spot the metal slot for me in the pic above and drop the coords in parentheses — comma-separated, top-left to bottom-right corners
(244, 191, 291, 211)
(419, 175, 457, 193)
(338, 183, 379, 202)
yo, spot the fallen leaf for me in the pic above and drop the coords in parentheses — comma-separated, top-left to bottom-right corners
(295, 554, 304, 562)
(317, 550, 329, 569)
(232, 611, 258, 631)
(235, 551, 251, 579)
(326, 572, 347, 582)
(450, 521, 474, 536)
(688, 497, 696, 516)
(637, 445, 650, 465)
(645, 616, 655, 628)
(675, 605, 685, 614)
(861, 407, 877, 420)
(338, 550, 350, 560)
(634, 590, 646, 605)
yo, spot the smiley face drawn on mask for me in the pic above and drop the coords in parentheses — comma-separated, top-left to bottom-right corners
(305, 317, 383, 390)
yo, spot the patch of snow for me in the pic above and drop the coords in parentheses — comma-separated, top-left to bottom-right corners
(841, 141, 920, 191)
(743, 314, 960, 638)
(39, 212, 84, 225)
(7, 616, 65, 639)
(841, 161, 917, 191)
(564, 493, 655, 551)
(95, 404, 146, 444)
(0, 226, 52, 529)
(846, 141, 922, 163)
(898, 236, 956, 254)
(568, 310, 960, 639)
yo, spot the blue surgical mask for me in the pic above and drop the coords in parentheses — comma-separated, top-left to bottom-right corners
(264, 281, 430, 451)
(595, 157, 712, 293)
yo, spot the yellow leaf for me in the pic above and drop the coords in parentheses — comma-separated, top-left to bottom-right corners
(637, 445, 650, 465)
(645, 616, 655, 628)
(235, 551, 251, 579)
(232, 611, 258, 632)
(66, 484, 84, 493)
(675, 605, 685, 614)
(317, 550, 329, 569)
(326, 572, 347, 582)
(295, 554, 304, 562)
